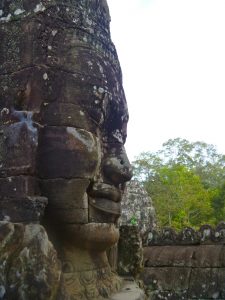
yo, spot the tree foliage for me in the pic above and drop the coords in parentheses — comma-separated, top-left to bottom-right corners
(133, 138, 225, 229)
(211, 183, 225, 224)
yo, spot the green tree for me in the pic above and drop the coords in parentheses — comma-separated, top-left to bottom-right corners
(144, 164, 213, 229)
(133, 138, 225, 229)
(211, 183, 225, 223)
(161, 138, 225, 188)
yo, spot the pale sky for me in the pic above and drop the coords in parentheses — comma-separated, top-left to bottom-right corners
(107, 0, 225, 161)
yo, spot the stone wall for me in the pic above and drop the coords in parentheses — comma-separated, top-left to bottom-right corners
(140, 223, 225, 299)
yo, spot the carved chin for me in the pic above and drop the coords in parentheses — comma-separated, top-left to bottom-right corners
(59, 223, 120, 251)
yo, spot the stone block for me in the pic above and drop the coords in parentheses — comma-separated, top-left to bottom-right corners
(219, 245, 225, 267)
(141, 267, 191, 293)
(45, 207, 88, 224)
(144, 245, 225, 268)
(40, 102, 97, 132)
(0, 176, 39, 198)
(42, 72, 107, 125)
(0, 196, 47, 223)
(38, 126, 99, 179)
(191, 245, 224, 268)
(40, 178, 89, 209)
(189, 268, 225, 299)
(0, 122, 37, 176)
(144, 246, 194, 267)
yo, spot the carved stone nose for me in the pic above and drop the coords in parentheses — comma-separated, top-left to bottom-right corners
(103, 146, 133, 185)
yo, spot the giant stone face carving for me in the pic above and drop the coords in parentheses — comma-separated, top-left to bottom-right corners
(0, 0, 132, 298)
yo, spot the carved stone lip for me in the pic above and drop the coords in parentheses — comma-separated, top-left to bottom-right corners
(88, 183, 121, 202)
(89, 197, 121, 216)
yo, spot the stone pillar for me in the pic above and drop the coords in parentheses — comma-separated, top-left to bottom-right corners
(118, 226, 143, 278)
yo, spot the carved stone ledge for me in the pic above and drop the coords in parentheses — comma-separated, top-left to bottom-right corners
(146, 223, 225, 246)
